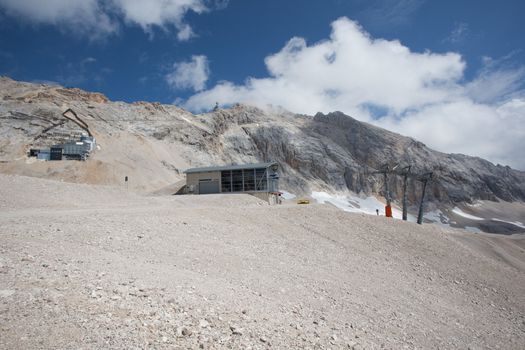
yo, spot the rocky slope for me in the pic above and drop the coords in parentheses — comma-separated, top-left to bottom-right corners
(1, 174, 524, 349)
(0, 77, 524, 232)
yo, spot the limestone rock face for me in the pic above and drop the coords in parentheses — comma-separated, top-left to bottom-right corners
(0, 76, 524, 208)
(308, 111, 525, 204)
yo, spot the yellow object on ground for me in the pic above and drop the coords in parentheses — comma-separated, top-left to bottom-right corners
(297, 199, 310, 204)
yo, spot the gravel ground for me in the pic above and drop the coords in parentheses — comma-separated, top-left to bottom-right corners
(1, 174, 524, 349)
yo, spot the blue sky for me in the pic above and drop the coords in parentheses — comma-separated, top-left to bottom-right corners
(1, 0, 524, 169)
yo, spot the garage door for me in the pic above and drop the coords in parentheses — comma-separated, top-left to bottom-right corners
(199, 180, 220, 194)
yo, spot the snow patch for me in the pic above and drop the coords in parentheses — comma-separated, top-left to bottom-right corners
(280, 191, 296, 200)
(425, 209, 451, 226)
(311, 191, 416, 221)
(452, 207, 485, 221)
(492, 218, 525, 229)
(179, 114, 199, 126)
(310, 192, 491, 234)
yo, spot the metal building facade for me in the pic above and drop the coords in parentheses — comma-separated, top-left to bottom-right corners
(50, 146, 63, 161)
(184, 162, 279, 196)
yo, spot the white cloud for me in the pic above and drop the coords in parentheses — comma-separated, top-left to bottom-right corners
(0, 0, 217, 40)
(166, 55, 210, 92)
(183, 17, 525, 169)
(185, 18, 465, 114)
(465, 56, 525, 104)
(0, 0, 117, 39)
(444, 22, 469, 44)
(359, 0, 424, 27)
(379, 98, 525, 168)
(211, 0, 229, 10)
(111, 0, 206, 40)
(176, 23, 194, 41)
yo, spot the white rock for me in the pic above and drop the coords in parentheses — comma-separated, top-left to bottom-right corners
(230, 325, 243, 335)
(0, 290, 15, 298)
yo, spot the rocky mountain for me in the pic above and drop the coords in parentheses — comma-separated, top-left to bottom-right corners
(1, 76, 524, 233)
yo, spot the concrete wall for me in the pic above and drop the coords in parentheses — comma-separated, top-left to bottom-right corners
(186, 171, 221, 194)
(247, 191, 270, 202)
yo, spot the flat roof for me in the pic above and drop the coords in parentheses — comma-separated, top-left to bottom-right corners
(184, 162, 277, 174)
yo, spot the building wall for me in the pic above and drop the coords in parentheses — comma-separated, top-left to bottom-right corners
(186, 171, 221, 194)
(37, 151, 50, 161)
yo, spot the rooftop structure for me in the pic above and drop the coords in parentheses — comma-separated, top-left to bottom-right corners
(184, 162, 278, 174)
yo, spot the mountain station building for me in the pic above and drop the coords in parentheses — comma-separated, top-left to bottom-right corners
(183, 162, 280, 202)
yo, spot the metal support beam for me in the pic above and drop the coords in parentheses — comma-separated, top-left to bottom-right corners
(401, 165, 411, 221)
(368, 163, 397, 218)
(417, 172, 433, 225)
(384, 172, 390, 206)
(367, 164, 434, 222)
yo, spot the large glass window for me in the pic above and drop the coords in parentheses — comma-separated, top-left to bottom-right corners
(221, 167, 268, 192)
(221, 170, 232, 192)
(255, 168, 268, 191)
(243, 169, 255, 191)
(232, 170, 243, 192)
